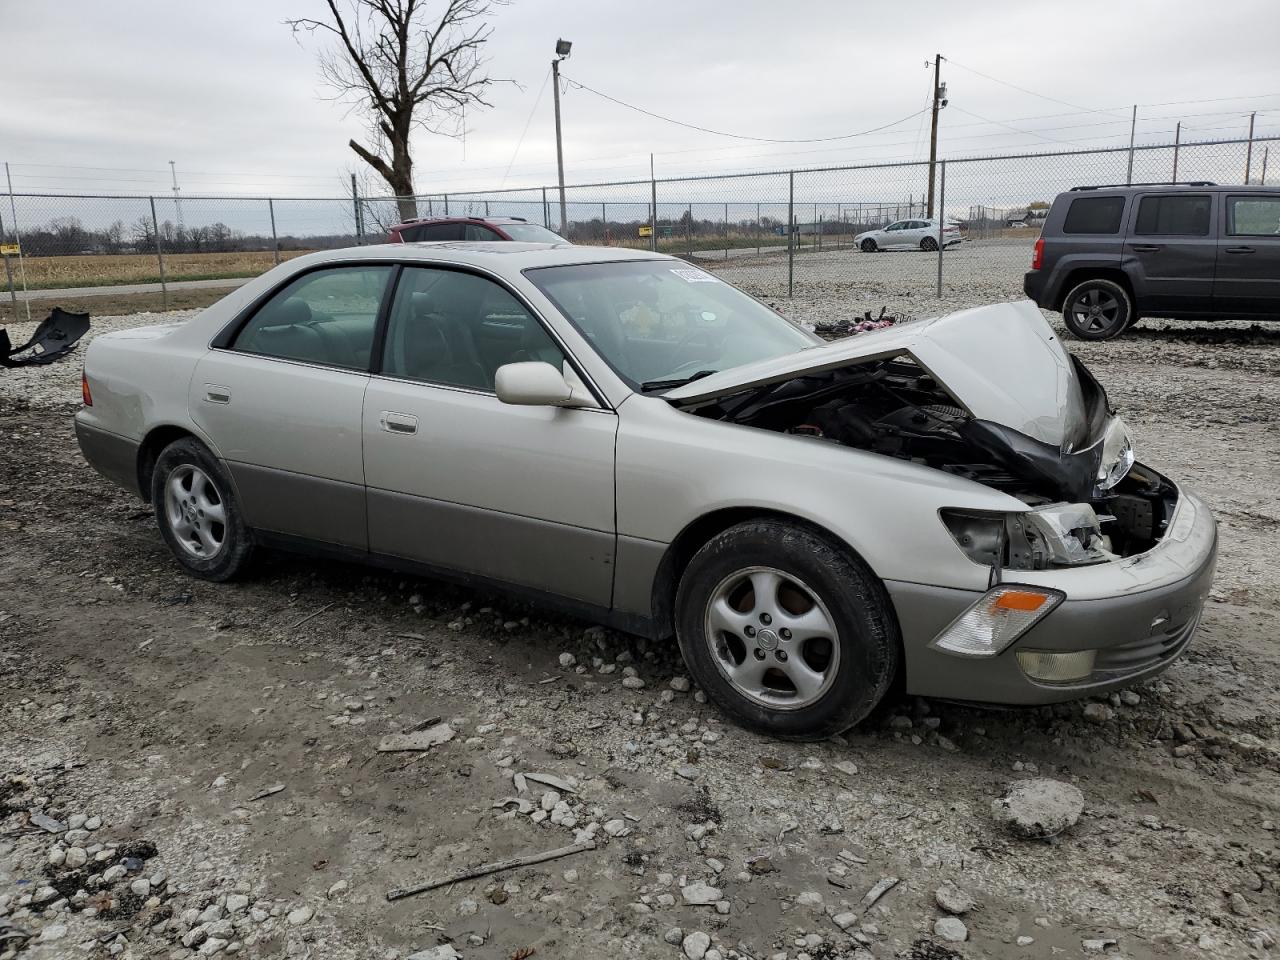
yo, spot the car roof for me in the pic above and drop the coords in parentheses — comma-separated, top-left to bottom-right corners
(1063, 183, 1278, 195)
(295, 242, 672, 271)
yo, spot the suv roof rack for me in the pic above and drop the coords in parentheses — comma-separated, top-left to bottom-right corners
(1069, 181, 1216, 191)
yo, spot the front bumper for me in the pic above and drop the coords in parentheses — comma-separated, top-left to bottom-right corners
(888, 483, 1218, 705)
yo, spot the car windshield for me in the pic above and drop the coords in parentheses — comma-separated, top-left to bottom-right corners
(502, 223, 566, 243)
(525, 260, 819, 390)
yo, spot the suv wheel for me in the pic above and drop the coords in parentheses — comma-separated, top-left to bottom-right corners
(674, 520, 900, 740)
(920, 236, 939, 252)
(860, 238, 878, 253)
(152, 438, 254, 581)
(1062, 279, 1132, 340)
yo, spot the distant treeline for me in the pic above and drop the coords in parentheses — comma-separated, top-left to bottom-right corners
(18, 216, 359, 257)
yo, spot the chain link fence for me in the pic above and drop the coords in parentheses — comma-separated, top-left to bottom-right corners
(3, 136, 1274, 317)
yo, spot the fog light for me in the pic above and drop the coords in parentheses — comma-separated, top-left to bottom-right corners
(930, 585, 1064, 658)
(1016, 648, 1097, 683)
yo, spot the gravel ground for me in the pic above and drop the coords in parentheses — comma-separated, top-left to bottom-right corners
(1, 270, 1278, 959)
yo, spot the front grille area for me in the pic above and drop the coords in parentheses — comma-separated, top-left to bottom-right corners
(1091, 609, 1201, 680)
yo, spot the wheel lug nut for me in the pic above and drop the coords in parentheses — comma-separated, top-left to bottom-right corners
(780, 628, 792, 640)
(744, 626, 756, 637)
(760, 613, 772, 625)
(754, 649, 766, 661)
(775, 650, 788, 661)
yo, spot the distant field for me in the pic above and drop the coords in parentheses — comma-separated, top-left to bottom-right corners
(10, 250, 311, 290)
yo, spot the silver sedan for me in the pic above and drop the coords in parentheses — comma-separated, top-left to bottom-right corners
(75, 242, 1217, 739)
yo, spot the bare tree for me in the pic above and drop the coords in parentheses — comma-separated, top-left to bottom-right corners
(288, 0, 503, 221)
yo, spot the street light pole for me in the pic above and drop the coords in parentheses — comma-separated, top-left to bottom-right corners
(552, 39, 572, 236)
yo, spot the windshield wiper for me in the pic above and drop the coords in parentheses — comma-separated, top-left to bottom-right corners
(640, 369, 719, 392)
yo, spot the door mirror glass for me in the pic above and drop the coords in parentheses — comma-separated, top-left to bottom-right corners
(495, 361, 593, 407)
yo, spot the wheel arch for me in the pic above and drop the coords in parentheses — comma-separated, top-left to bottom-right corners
(647, 506, 897, 642)
(136, 424, 199, 502)
(1055, 267, 1135, 313)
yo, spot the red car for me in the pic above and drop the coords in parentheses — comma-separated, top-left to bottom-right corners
(388, 216, 567, 244)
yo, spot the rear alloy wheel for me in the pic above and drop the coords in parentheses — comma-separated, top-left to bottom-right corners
(675, 520, 899, 740)
(1062, 278, 1132, 341)
(152, 437, 254, 581)
(860, 238, 878, 253)
(920, 236, 939, 252)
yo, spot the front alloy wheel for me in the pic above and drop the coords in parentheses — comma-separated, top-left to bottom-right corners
(675, 519, 900, 740)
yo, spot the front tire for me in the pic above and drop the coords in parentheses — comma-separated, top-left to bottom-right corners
(151, 437, 254, 581)
(860, 238, 878, 253)
(920, 236, 939, 252)
(675, 520, 899, 740)
(1062, 278, 1132, 340)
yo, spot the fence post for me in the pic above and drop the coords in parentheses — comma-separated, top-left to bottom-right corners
(756, 202, 760, 255)
(351, 174, 363, 245)
(723, 202, 729, 260)
(1262, 147, 1270, 186)
(1125, 105, 1137, 185)
(268, 199, 280, 265)
(0, 207, 16, 316)
(936, 161, 946, 299)
(3, 163, 30, 320)
(1172, 122, 1181, 181)
(1245, 112, 1256, 183)
(787, 170, 795, 298)
(148, 196, 169, 310)
(686, 202, 692, 256)
(542, 187, 549, 228)
(444, 194, 450, 216)
(650, 177, 658, 253)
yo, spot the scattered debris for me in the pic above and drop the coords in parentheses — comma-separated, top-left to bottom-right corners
(523, 772, 577, 794)
(248, 783, 286, 802)
(386, 839, 596, 901)
(859, 876, 900, 912)
(289, 601, 336, 631)
(0, 307, 90, 367)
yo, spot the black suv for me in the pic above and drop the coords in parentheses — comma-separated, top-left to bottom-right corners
(1023, 183, 1280, 340)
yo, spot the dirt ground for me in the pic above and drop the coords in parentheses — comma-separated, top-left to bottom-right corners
(1, 300, 1278, 960)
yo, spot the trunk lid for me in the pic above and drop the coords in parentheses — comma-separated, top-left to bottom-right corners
(665, 300, 1089, 450)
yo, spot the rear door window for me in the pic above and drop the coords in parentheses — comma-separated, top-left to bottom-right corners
(232, 266, 393, 370)
(463, 223, 503, 240)
(1227, 196, 1280, 236)
(1062, 196, 1126, 234)
(1135, 195, 1212, 236)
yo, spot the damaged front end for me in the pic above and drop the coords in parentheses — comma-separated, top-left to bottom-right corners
(665, 301, 1176, 573)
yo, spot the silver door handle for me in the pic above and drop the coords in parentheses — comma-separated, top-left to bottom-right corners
(204, 384, 231, 404)
(380, 411, 418, 435)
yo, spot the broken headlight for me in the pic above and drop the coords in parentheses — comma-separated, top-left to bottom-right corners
(1096, 417, 1135, 491)
(943, 503, 1117, 570)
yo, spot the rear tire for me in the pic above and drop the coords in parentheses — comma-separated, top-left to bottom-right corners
(860, 238, 877, 253)
(920, 236, 939, 252)
(151, 437, 254, 581)
(674, 520, 899, 740)
(1062, 278, 1132, 341)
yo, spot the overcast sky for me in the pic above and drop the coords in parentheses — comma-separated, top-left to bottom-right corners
(3, 0, 1279, 198)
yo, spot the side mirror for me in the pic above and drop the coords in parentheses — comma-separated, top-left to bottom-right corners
(495, 362, 594, 408)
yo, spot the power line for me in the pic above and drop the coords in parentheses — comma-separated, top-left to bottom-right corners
(560, 73, 929, 143)
(499, 66, 552, 189)
(944, 57, 1129, 119)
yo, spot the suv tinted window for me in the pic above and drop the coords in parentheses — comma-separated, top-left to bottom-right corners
(463, 223, 502, 240)
(1135, 195, 1211, 236)
(233, 266, 392, 370)
(1227, 196, 1280, 236)
(381, 267, 565, 391)
(402, 223, 463, 242)
(1062, 196, 1125, 234)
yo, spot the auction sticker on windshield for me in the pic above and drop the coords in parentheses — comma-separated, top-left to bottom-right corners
(670, 268, 720, 283)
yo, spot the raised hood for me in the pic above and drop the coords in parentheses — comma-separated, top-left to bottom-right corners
(665, 300, 1089, 450)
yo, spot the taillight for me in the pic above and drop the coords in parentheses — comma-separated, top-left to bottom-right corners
(1031, 237, 1045, 270)
(81, 371, 93, 406)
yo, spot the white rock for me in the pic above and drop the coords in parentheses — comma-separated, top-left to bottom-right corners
(130, 878, 151, 897)
(796, 891, 823, 907)
(934, 917, 968, 942)
(226, 894, 250, 914)
(621, 676, 645, 689)
(1082, 938, 1117, 953)
(664, 927, 684, 945)
(38, 923, 68, 942)
(603, 819, 628, 837)
(286, 905, 314, 926)
(670, 676, 691, 692)
(682, 930, 712, 959)
(934, 882, 976, 914)
(199, 904, 225, 925)
(559, 652, 576, 668)
(407, 947, 461, 960)
(64, 846, 88, 869)
(84, 816, 101, 830)
(832, 911, 858, 930)
(991, 778, 1085, 839)
(102, 865, 128, 884)
(47, 847, 66, 867)
(457, 898, 478, 916)
(681, 881, 722, 906)
(1017, 935, 1035, 946)
(326, 881, 348, 900)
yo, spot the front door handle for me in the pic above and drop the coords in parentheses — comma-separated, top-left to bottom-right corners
(379, 411, 418, 435)
(1224, 245, 1256, 254)
(1130, 244, 1162, 253)
(204, 384, 231, 404)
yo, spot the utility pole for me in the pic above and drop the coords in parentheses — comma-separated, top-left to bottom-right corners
(552, 39, 573, 236)
(926, 54, 946, 220)
(1125, 105, 1137, 184)
(1245, 111, 1256, 183)
(169, 160, 183, 228)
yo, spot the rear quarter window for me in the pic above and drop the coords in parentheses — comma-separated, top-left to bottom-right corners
(1062, 196, 1126, 234)
(1227, 196, 1280, 236)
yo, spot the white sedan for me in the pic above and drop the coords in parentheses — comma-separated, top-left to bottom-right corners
(856, 218, 962, 252)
